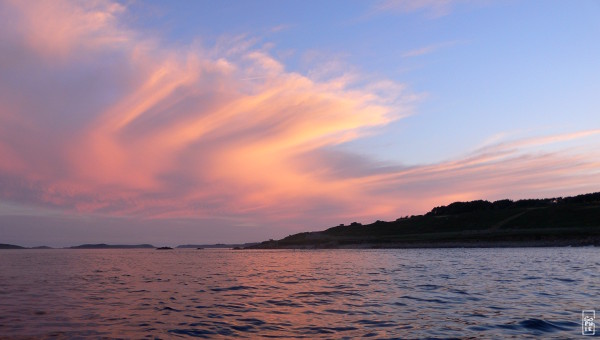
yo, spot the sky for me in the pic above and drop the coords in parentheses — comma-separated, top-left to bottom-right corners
(1, 0, 599, 247)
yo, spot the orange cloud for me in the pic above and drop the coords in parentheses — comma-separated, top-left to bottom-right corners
(0, 0, 400, 220)
(0, 0, 599, 235)
(3, 0, 129, 60)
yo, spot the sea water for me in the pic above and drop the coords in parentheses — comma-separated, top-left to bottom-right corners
(0, 248, 598, 338)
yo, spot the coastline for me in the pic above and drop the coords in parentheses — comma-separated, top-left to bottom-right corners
(245, 239, 600, 250)
(246, 230, 600, 250)
(246, 193, 600, 250)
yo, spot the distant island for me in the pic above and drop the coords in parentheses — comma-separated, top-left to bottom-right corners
(0, 242, 260, 250)
(0, 243, 157, 250)
(3, 193, 599, 250)
(69, 243, 155, 249)
(0, 243, 26, 249)
(247, 192, 600, 249)
(0, 243, 260, 250)
(177, 243, 259, 249)
(0, 244, 53, 249)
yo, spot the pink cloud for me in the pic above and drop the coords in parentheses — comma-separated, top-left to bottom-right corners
(374, 0, 458, 18)
(2, 0, 129, 60)
(0, 0, 399, 220)
(0, 0, 599, 235)
(401, 40, 464, 58)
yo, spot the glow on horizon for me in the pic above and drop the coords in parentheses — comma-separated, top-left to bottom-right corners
(0, 0, 599, 246)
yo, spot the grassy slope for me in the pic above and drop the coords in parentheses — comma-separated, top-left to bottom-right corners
(249, 193, 600, 249)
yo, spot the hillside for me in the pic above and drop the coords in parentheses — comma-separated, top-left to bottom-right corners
(247, 192, 600, 249)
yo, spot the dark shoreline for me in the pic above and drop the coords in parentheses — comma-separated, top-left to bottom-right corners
(3, 193, 599, 251)
(246, 229, 600, 250)
(2, 239, 598, 250)
(246, 239, 600, 250)
(246, 192, 600, 250)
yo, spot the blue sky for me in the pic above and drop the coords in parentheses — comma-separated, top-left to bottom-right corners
(0, 0, 599, 246)
(128, 0, 600, 164)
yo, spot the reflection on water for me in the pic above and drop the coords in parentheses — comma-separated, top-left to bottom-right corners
(0, 248, 597, 338)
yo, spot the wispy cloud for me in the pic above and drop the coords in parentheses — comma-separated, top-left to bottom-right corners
(337, 130, 600, 218)
(0, 0, 409, 225)
(401, 40, 463, 58)
(0, 0, 598, 235)
(373, 0, 459, 18)
(269, 24, 292, 33)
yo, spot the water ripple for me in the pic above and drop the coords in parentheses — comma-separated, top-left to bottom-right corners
(0, 248, 595, 338)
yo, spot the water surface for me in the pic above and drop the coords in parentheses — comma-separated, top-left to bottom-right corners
(0, 248, 597, 338)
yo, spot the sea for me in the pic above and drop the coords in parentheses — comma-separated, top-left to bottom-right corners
(0, 248, 598, 339)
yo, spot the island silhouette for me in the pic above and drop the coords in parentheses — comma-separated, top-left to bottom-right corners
(247, 192, 600, 249)
(69, 244, 155, 249)
(2, 192, 598, 250)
